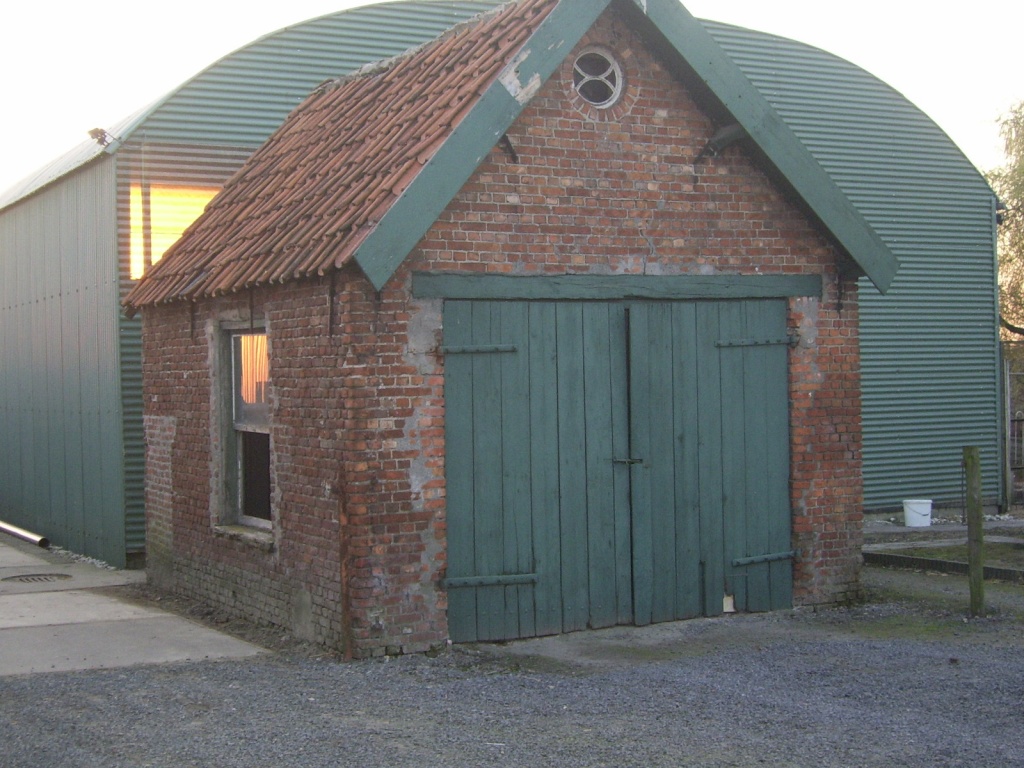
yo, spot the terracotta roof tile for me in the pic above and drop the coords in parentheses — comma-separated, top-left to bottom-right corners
(125, 0, 556, 311)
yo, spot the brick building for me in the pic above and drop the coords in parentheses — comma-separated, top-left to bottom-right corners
(125, 0, 897, 657)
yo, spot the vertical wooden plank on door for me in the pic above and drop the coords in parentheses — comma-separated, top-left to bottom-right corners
(471, 301, 506, 640)
(529, 302, 563, 635)
(672, 302, 702, 619)
(718, 301, 749, 610)
(695, 302, 724, 616)
(500, 301, 534, 637)
(740, 301, 772, 612)
(763, 301, 793, 609)
(645, 302, 681, 624)
(442, 301, 478, 642)
(556, 303, 589, 631)
(628, 303, 653, 626)
(609, 305, 633, 626)
(582, 302, 618, 629)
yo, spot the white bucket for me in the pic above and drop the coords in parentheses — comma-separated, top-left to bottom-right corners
(903, 499, 932, 527)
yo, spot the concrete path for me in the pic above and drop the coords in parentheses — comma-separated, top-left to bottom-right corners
(0, 534, 263, 676)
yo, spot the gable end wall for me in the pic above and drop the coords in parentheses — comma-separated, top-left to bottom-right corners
(142, 9, 863, 656)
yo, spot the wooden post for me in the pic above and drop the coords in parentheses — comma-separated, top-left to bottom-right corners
(964, 446, 985, 618)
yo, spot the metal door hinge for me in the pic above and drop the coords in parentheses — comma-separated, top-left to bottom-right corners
(715, 336, 798, 348)
(732, 550, 796, 567)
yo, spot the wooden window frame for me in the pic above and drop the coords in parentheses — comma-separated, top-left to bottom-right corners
(218, 325, 274, 531)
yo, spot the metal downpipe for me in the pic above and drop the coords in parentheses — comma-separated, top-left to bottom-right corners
(0, 519, 50, 548)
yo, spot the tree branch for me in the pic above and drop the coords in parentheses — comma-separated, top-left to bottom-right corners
(1001, 315, 1024, 337)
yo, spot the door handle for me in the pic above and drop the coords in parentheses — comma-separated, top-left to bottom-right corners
(613, 458, 644, 465)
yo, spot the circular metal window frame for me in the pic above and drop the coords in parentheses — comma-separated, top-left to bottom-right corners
(572, 47, 623, 109)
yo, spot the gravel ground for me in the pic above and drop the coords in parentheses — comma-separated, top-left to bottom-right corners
(2, 566, 1023, 768)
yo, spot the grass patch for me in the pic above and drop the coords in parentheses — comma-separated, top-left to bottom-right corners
(895, 542, 1024, 570)
(845, 613, 964, 640)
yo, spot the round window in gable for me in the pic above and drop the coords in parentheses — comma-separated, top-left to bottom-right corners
(572, 48, 623, 109)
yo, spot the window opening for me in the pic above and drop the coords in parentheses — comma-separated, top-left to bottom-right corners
(233, 332, 270, 429)
(231, 332, 271, 525)
(572, 49, 623, 108)
(130, 184, 218, 279)
(240, 432, 272, 523)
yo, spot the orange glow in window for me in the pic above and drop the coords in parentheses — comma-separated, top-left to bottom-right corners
(238, 333, 269, 406)
(233, 332, 270, 430)
(129, 184, 218, 279)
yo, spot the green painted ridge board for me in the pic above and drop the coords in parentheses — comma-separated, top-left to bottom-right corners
(353, 0, 613, 289)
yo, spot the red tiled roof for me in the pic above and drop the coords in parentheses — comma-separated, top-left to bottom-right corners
(125, 0, 557, 311)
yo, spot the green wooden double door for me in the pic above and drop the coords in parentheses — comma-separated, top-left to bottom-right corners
(443, 298, 793, 642)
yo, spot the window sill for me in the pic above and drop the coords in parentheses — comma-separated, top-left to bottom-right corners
(213, 524, 275, 552)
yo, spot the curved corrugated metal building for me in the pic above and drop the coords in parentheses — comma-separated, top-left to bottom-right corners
(0, 0, 1000, 566)
(0, 0, 503, 566)
(704, 21, 1000, 511)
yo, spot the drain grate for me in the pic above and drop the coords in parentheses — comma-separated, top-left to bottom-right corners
(2, 573, 73, 583)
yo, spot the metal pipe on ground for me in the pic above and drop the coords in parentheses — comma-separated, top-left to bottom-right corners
(0, 519, 50, 548)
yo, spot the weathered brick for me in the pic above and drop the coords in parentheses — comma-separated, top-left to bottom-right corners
(141, 8, 863, 657)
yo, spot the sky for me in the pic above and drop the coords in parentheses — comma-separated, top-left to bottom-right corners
(3, 0, 1023, 195)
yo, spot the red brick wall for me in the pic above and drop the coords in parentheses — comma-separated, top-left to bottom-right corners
(144, 288, 349, 648)
(788, 287, 864, 605)
(143, 276, 447, 655)
(142, 6, 863, 656)
(408, 8, 864, 608)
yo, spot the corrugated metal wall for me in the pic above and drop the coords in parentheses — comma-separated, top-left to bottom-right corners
(2, 2, 1001, 570)
(704, 21, 1001, 510)
(110, 0, 501, 553)
(1, 0, 501, 565)
(116, 143, 256, 556)
(0, 158, 128, 565)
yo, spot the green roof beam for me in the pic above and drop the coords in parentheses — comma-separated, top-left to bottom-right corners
(630, 0, 899, 293)
(352, 0, 613, 290)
